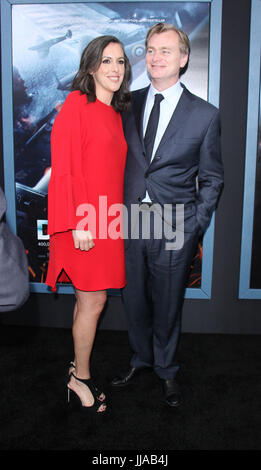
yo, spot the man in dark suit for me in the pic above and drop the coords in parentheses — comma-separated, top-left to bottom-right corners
(111, 23, 224, 406)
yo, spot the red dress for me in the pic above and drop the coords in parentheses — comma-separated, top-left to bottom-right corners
(46, 91, 127, 291)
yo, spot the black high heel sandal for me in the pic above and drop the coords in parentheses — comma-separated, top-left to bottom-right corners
(68, 361, 106, 402)
(67, 372, 107, 413)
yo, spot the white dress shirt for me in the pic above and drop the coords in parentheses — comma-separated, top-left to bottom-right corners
(142, 80, 184, 202)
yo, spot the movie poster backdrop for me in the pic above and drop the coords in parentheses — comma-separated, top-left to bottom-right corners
(2, 0, 222, 296)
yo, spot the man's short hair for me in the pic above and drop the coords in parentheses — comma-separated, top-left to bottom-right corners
(145, 22, 190, 57)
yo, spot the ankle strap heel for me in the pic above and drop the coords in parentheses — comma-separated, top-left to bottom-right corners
(68, 372, 107, 413)
(68, 364, 105, 402)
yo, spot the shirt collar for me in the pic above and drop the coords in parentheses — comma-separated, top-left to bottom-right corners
(149, 80, 182, 103)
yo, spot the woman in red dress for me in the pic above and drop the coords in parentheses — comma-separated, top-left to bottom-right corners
(46, 36, 131, 413)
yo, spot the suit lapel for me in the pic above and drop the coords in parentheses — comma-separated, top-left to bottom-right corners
(130, 84, 195, 170)
(152, 85, 195, 157)
(132, 86, 149, 152)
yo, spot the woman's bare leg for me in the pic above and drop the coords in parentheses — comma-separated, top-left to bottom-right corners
(68, 289, 107, 410)
(68, 301, 78, 374)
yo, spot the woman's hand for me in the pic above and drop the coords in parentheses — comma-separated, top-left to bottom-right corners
(72, 230, 95, 251)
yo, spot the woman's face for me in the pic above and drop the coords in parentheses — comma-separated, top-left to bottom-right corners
(92, 42, 125, 105)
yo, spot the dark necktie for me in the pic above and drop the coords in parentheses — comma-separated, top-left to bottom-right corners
(144, 93, 164, 164)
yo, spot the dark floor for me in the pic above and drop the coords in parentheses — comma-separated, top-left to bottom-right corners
(0, 325, 260, 451)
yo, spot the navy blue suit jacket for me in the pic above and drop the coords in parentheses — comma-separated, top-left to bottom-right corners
(122, 84, 224, 236)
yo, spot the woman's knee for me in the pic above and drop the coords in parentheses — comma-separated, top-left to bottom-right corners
(76, 290, 107, 315)
(91, 291, 107, 313)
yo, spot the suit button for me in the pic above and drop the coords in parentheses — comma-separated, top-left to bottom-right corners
(154, 155, 161, 161)
(144, 171, 149, 178)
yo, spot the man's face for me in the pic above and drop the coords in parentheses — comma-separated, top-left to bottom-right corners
(146, 30, 188, 90)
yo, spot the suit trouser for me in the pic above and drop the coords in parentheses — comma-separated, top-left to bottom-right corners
(122, 209, 200, 380)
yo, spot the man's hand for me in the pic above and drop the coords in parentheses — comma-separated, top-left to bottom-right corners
(72, 230, 95, 251)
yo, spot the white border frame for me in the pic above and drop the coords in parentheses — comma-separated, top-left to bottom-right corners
(239, 0, 261, 299)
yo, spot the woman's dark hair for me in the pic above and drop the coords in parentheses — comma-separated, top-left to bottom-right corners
(71, 35, 131, 112)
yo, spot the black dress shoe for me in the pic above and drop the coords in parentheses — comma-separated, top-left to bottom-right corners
(161, 379, 182, 407)
(110, 367, 146, 387)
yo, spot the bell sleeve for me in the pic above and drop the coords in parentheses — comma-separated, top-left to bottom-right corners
(47, 92, 89, 235)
